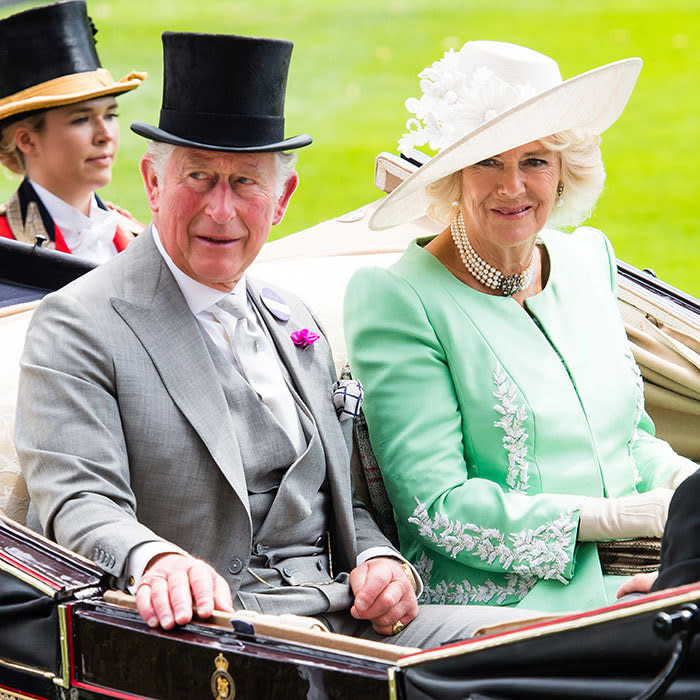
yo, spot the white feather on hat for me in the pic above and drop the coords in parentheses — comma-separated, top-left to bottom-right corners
(370, 41, 642, 230)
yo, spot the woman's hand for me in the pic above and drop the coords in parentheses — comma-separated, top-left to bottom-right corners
(617, 572, 658, 599)
(578, 489, 673, 541)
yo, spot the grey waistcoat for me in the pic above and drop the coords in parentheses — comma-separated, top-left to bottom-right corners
(203, 331, 354, 616)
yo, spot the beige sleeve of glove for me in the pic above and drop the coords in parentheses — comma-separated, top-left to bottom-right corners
(664, 462, 699, 491)
(578, 488, 674, 541)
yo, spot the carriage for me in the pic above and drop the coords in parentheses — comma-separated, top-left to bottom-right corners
(1, 153, 699, 699)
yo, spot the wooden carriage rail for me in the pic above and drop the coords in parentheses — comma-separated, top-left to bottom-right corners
(618, 261, 700, 326)
(0, 301, 39, 319)
(103, 590, 420, 663)
(397, 581, 700, 667)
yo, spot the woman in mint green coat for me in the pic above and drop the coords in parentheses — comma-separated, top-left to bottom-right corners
(344, 41, 697, 613)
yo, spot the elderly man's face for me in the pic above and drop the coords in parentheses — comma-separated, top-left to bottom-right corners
(142, 146, 297, 291)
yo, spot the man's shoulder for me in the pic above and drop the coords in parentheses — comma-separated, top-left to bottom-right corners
(38, 228, 158, 311)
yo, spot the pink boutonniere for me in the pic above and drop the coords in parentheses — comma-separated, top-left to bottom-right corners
(290, 328, 320, 349)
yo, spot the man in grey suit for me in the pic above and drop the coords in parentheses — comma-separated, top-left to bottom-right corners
(16, 31, 535, 646)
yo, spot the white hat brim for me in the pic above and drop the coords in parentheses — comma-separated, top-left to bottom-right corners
(369, 57, 642, 230)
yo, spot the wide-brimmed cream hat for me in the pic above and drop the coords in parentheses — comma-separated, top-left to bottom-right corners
(0, 1, 144, 124)
(369, 40, 641, 230)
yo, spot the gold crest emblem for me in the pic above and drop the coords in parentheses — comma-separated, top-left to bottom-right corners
(210, 653, 235, 699)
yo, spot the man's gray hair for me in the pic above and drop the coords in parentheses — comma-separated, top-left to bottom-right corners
(274, 150, 297, 198)
(144, 141, 297, 198)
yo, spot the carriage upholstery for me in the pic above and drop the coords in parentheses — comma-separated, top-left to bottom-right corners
(618, 281, 700, 461)
(0, 302, 36, 524)
(0, 239, 95, 526)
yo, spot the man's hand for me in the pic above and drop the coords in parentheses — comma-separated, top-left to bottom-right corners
(349, 557, 418, 636)
(616, 572, 658, 599)
(135, 553, 234, 630)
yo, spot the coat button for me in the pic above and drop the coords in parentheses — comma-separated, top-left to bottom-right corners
(316, 559, 324, 571)
(228, 557, 244, 575)
(282, 566, 292, 578)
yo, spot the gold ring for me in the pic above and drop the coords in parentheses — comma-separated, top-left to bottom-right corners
(138, 574, 168, 589)
(391, 620, 405, 636)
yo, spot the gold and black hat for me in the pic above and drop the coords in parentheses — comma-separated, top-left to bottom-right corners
(0, 0, 144, 123)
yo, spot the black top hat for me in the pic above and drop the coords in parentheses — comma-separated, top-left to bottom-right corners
(0, 0, 144, 122)
(131, 32, 311, 152)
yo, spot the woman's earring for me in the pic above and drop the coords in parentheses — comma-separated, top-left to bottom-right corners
(451, 200, 459, 207)
(556, 182, 564, 208)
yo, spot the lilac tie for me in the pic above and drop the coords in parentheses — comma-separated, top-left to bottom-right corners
(209, 294, 304, 453)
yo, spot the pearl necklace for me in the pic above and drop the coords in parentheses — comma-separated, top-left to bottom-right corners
(450, 211, 537, 297)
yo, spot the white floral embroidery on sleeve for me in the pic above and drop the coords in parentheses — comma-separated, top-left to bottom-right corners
(414, 552, 536, 605)
(408, 498, 578, 583)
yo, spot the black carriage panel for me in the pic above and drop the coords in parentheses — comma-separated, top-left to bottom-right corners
(71, 602, 391, 700)
(0, 567, 58, 673)
(397, 593, 700, 700)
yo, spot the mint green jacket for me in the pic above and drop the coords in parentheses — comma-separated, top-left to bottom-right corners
(344, 227, 691, 612)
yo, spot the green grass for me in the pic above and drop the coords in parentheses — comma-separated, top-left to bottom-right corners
(1, 0, 699, 295)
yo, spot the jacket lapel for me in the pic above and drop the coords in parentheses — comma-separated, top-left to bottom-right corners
(247, 277, 333, 424)
(110, 229, 250, 513)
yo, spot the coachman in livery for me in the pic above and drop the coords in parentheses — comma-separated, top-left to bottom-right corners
(0, 0, 144, 262)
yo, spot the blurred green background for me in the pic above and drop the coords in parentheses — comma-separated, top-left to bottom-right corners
(1, 0, 698, 295)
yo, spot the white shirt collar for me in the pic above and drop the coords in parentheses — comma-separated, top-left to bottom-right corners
(151, 224, 247, 314)
(29, 179, 94, 230)
(29, 179, 119, 263)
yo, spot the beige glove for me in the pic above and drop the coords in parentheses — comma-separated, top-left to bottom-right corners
(578, 488, 674, 541)
(664, 462, 699, 490)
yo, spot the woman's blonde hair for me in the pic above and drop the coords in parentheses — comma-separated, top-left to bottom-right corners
(425, 128, 605, 229)
(0, 112, 46, 175)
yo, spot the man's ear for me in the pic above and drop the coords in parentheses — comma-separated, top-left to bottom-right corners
(271, 172, 299, 226)
(140, 155, 161, 213)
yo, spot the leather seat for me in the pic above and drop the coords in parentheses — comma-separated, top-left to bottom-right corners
(0, 302, 37, 524)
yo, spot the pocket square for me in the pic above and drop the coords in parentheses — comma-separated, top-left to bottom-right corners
(332, 379, 364, 421)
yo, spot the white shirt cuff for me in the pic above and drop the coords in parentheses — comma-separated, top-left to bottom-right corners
(356, 546, 424, 597)
(125, 541, 186, 593)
